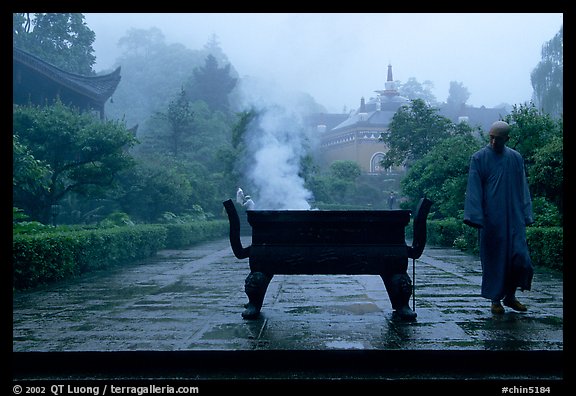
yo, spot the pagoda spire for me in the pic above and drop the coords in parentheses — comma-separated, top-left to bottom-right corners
(375, 63, 398, 97)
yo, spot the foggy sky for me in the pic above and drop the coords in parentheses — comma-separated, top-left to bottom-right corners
(84, 13, 563, 113)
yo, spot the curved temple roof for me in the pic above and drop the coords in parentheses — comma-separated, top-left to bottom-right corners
(13, 46, 121, 114)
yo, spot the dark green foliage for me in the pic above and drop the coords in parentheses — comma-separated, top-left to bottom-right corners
(380, 99, 455, 168)
(13, 102, 138, 224)
(531, 197, 562, 227)
(505, 106, 563, 216)
(529, 136, 563, 216)
(13, 233, 80, 289)
(421, 218, 474, 250)
(12, 134, 51, 197)
(409, 219, 562, 271)
(185, 54, 237, 112)
(401, 134, 482, 219)
(329, 160, 362, 182)
(13, 13, 96, 75)
(393, 100, 563, 272)
(114, 159, 197, 223)
(157, 87, 195, 157)
(503, 103, 563, 219)
(13, 225, 167, 289)
(526, 227, 563, 271)
(305, 160, 367, 207)
(164, 221, 228, 249)
(12, 220, 228, 290)
(503, 103, 561, 165)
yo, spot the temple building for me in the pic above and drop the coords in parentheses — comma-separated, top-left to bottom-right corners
(13, 46, 121, 120)
(315, 64, 409, 174)
(310, 64, 509, 175)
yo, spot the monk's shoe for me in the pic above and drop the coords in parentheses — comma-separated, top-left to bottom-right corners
(504, 298, 527, 312)
(491, 302, 505, 315)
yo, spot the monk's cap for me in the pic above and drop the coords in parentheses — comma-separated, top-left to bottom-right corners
(489, 121, 511, 137)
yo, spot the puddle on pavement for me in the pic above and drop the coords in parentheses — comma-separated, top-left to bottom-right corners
(460, 314, 543, 331)
(201, 322, 266, 340)
(151, 281, 201, 294)
(132, 300, 172, 309)
(325, 339, 365, 349)
(333, 293, 373, 302)
(286, 306, 322, 314)
(330, 303, 382, 315)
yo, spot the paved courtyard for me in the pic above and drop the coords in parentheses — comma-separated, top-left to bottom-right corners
(12, 237, 564, 381)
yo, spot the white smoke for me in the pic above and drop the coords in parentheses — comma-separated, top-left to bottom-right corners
(235, 77, 317, 210)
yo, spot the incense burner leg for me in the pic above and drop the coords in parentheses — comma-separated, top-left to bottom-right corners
(381, 271, 416, 321)
(243, 271, 273, 319)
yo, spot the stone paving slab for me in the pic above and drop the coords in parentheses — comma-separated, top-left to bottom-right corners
(12, 237, 564, 380)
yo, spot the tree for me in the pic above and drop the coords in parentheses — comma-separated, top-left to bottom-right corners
(13, 134, 51, 199)
(203, 34, 233, 69)
(231, 110, 257, 150)
(399, 103, 563, 222)
(401, 133, 481, 219)
(305, 160, 368, 207)
(145, 88, 195, 157)
(114, 158, 195, 223)
(13, 102, 137, 224)
(531, 26, 563, 118)
(329, 160, 361, 182)
(501, 103, 563, 218)
(117, 26, 165, 58)
(13, 13, 96, 75)
(446, 81, 470, 109)
(528, 134, 563, 216)
(502, 102, 560, 167)
(105, 27, 208, 128)
(185, 54, 238, 112)
(380, 99, 455, 168)
(397, 77, 438, 105)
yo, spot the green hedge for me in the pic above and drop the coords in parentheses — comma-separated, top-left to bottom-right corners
(408, 218, 563, 271)
(526, 227, 563, 271)
(13, 221, 228, 290)
(14, 217, 560, 290)
(164, 220, 228, 249)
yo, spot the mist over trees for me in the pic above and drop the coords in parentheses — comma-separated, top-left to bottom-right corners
(446, 81, 471, 109)
(397, 77, 438, 105)
(12, 15, 239, 223)
(12, 14, 563, 229)
(531, 25, 563, 119)
(105, 27, 214, 128)
(184, 54, 238, 112)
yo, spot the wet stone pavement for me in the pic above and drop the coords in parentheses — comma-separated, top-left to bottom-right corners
(12, 237, 564, 382)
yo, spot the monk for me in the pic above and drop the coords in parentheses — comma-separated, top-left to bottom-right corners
(463, 121, 534, 314)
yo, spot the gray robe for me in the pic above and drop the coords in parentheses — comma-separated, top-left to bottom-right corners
(463, 145, 534, 300)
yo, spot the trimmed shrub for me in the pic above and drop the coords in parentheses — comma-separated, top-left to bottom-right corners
(526, 227, 563, 271)
(164, 220, 228, 249)
(12, 221, 231, 290)
(414, 219, 562, 271)
(13, 225, 167, 289)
